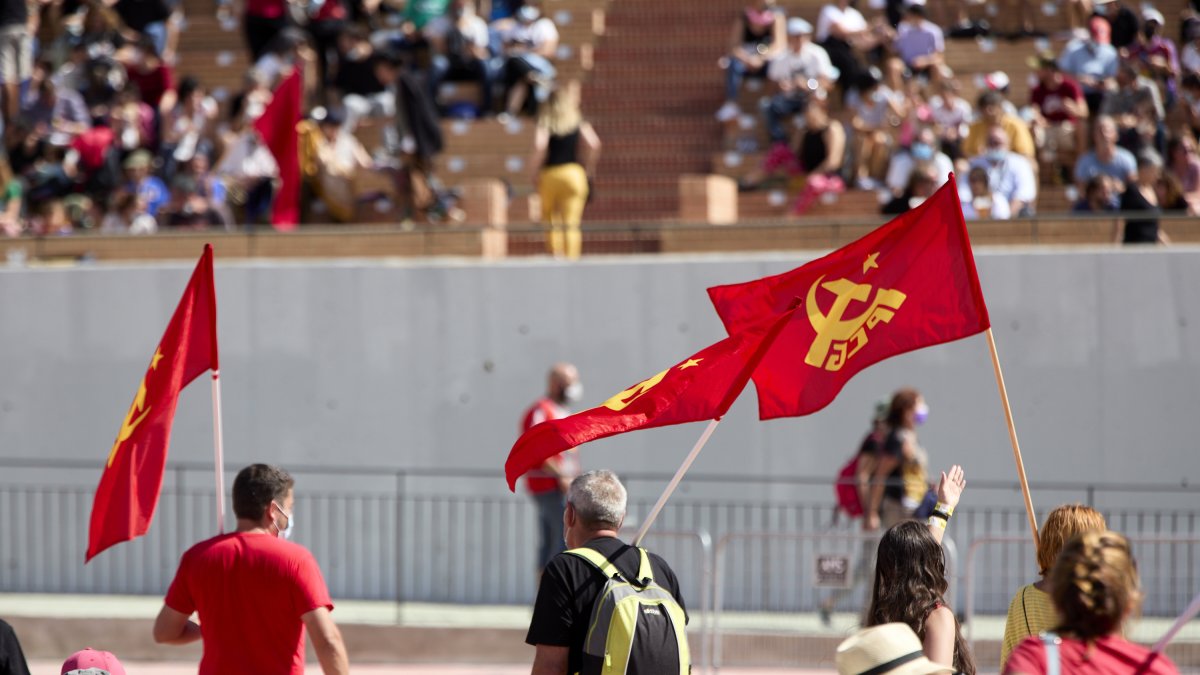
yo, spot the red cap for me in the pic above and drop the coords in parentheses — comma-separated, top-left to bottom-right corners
(61, 648, 127, 675)
(1089, 16, 1111, 44)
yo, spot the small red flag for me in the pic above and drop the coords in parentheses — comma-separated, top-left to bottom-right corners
(707, 177, 990, 420)
(253, 67, 303, 231)
(86, 246, 219, 562)
(504, 308, 798, 491)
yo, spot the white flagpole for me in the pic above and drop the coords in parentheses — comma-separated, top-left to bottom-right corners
(212, 370, 226, 534)
(633, 418, 722, 546)
(1152, 589, 1200, 654)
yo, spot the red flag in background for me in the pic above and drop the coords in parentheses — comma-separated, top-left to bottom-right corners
(87, 246, 219, 561)
(254, 67, 303, 231)
(505, 307, 800, 491)
(707, 177, 990, 420)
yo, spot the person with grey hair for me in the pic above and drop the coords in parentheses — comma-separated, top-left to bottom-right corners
(527, 470, 689, 675)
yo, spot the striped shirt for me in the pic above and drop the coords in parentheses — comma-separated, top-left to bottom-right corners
(1001, 583, 1058, 669)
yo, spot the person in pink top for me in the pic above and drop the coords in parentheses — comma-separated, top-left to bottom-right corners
(1003, 531, 1179, 675)
(153, 464, 350, 675)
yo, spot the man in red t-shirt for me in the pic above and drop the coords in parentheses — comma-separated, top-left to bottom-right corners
(1029, 52, 1088, 175)
(153, 464, 349, 675)
(521, 362, 583, 576)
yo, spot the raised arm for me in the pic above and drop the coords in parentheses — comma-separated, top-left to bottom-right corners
(927, 464, 965, 544)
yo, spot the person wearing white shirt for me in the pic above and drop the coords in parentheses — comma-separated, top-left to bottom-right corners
(968, 126, 1037, 217)
(885, 126, 953, 197)
(495, 2, 558, 117)
(958, 165, 1012, 220)
(816, 0, 886, 97)
(762, 18, 836, 145)
(426, 0, 494, 114)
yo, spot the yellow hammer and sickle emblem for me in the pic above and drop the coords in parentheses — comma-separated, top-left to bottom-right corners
(602, 368, 669, 412)
(805, 275, 907, 372)
(106, 348, 163, 467)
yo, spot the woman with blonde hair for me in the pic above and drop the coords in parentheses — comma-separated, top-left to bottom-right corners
(999, 505, 1108, 668)
(529, 82, 600, 260)
(1005, 531, 1178, 675)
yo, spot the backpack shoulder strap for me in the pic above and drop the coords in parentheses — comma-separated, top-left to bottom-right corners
(565, 547, 624, 581)
(566, 546, 656, 586)
(1039, 632, 1061, 675)
(635, 547, 654, 585)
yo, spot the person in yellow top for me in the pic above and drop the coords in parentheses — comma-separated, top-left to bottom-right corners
(963, 91, 1036, 162)
(999, 504, 1108, 668)
(530, 82, 601, 260)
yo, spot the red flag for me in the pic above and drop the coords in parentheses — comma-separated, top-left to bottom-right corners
(505, 308, 798, 491)
(707, 176, 990, 420)
(87, 246, 219, 561)
(253, 68, 303, 231)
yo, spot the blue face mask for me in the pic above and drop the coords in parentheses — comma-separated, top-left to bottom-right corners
(986, 148, 1006, 162)
(914, 402, 930, 426)
(911, 142, 934, 161)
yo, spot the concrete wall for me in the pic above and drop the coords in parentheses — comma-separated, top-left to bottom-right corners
(1, 248, 1198, 604)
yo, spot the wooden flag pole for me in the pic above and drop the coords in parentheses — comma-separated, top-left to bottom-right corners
(985, 328, 1039, 553)
(633, 418, 722, 546)
(212, 371, 226, 534)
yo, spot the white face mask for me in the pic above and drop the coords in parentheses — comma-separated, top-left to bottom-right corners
(563, 382, 584, 404)
(272, 501, 294, 540)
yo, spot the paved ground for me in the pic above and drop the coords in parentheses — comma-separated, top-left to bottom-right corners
(10, 593, 1197, 675)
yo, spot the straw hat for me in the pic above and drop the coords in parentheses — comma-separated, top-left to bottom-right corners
(836, 624, 954, 675)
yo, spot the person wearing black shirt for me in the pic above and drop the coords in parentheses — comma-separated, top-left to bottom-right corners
(1118, 149, 1170, 244)
(527, 470, 688, 675)
(0, 618, 31, 675)
(1093, 0, 1139, 50)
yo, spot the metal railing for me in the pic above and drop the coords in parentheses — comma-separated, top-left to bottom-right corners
(708, 531, 957, 672)
(0, 459, 1197, 608)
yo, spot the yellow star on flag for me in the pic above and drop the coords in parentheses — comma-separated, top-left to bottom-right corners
(678, 358, 703, 370)
(863, 252, 880, 274)
(150, 348, 164, 370)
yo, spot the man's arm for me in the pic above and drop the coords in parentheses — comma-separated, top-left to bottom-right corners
(530, 644, 569, 675)
(152, 605, 202, 645)
(302, 607, 350, 675)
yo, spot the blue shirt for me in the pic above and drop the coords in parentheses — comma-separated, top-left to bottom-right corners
(1074, 147, 1137, 186)
(968, 152, 1037, 207)
(1058, 40, 1118, 90)
(131, 176, 169, 216)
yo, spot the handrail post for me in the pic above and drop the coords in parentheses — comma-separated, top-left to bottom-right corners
(395, 469, 405, 625)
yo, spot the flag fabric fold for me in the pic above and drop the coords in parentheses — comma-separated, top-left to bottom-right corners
(87, 246, 219, 562)
(253, 67, 303, 231)
(707, 176, 990, 420)
(504, 308, 799, 491)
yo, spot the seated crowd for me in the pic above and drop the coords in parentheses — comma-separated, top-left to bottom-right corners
(723, 0, 1200, 243)
(0, 0, 571, 236)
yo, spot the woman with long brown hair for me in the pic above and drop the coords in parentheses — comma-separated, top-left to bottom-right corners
(867, 521, 976, 675)
(1004, 531, 1179, 675)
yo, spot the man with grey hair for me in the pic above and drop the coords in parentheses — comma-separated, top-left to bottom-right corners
(526, 470, 688, 675)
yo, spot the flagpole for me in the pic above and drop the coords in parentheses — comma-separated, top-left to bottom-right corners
(1152, 589, 1200, 654)
(985, 328, 1039, 553)
(634, 418, 722, 546)
(211, 371, 226, 534)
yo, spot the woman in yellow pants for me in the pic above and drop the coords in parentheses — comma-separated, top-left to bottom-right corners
(530, 83, 601, 259)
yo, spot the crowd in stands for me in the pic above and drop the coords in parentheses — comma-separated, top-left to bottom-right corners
(0, 0, 575, 236)
(724, 0, 1200, 243)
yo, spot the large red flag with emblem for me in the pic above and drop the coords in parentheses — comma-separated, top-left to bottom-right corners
(707, 176, 990, 420)
(86, 246, 219, 562)
(254, 67, 303, 231)
(505, 307, 799, 490)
